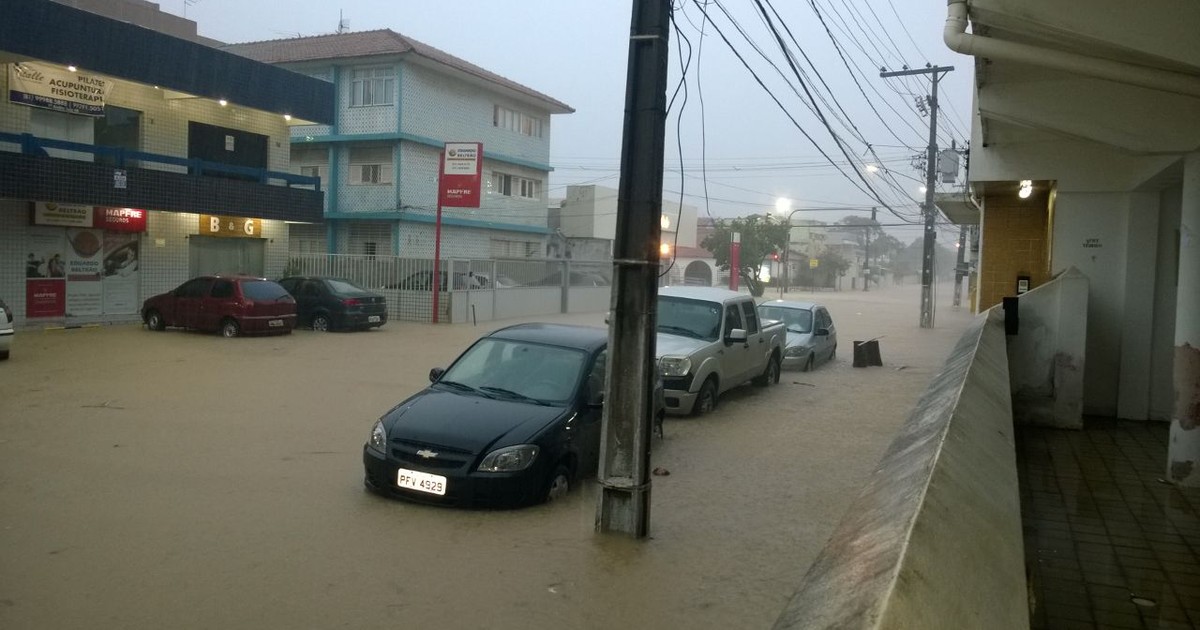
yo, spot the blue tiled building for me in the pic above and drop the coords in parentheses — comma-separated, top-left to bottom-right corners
(224, 30, 574, 260)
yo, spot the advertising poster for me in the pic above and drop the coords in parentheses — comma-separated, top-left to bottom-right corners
(65, 228, 104, 317)
(8, 62, 112, 117)
(26, 227, 66, 317)
(438, 142, 483, 208)
(102, 232, 140, 315)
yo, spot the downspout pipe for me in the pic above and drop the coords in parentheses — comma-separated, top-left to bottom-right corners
(945, 0, 1200, 99)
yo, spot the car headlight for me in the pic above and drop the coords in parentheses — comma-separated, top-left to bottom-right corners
(478, 444, 539, 472)
(658, 356, 692, 377)
(367, 420, 387, 454)
(785, 346, 809, 357)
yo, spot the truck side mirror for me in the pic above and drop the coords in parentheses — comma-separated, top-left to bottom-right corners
(815, 328, 830, 336)
(726, 328, 747, 343)
(429, 367, 445, 383)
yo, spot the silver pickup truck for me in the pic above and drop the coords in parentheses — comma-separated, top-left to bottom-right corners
(655, 287, 785, 416)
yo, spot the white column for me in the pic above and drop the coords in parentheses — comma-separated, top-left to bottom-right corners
(1169, 153, 1200, 486)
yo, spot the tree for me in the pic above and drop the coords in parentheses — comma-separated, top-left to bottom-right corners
(700, 214, 789, 297)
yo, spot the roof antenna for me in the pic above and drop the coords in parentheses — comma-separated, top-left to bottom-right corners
(337, 10, 350, 34)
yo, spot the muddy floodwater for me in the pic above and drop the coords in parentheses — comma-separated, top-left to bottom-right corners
(0, 283, 973, 629)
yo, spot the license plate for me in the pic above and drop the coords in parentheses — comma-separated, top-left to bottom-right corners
(368, 315, 381, 323)
(268, 319, 284, 327)
(396, 468, 446, 496)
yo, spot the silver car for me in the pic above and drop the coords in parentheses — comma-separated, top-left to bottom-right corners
(757, 300, 837, 371)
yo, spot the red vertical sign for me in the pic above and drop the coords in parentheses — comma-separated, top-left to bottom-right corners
(432, 143, 482, 323)
(437, 143, 483, 208)
(729, 232, 741, 291)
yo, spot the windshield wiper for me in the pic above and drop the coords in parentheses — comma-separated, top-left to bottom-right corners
(657, 324, 702, 339)
(479, 386, 550, 405)
(437, 380, 478, 393)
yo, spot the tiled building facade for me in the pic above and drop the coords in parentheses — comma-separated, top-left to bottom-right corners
(0, 0, 332, 327)
(224, 30, 574, 261)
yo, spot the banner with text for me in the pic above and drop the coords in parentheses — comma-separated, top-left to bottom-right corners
(8, 62, 112, 117)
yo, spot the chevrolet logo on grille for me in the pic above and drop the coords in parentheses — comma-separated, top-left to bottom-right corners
(415, 449, 438, 459)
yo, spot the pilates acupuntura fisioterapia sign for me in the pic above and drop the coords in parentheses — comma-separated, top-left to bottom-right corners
(8, 62, 112, 117)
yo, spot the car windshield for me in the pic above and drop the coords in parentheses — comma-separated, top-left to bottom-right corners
(440, 338, 588, 405)
(241, 280, 290, 301)
(326, 278, 367, 294)
(657, 296, 722, 341)
(758, 305, 813, 333)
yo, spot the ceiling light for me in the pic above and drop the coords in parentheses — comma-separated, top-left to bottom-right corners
(660, 214, 670, 230)
(284, 114, 292, 121)
(1018, 180, 1033, 199)
(218, 99, 228, 107)
(67, 65, 77, 72)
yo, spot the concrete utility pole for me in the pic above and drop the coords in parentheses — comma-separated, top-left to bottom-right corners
(596, 0, 671, 537)
(864, 207, 876, 292)
(881, 65, 953, 328)
(953, 226, 967, 307)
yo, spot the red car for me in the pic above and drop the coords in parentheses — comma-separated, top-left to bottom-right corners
(141, 275, 297, 337)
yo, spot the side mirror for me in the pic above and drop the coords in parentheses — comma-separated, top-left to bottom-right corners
(726, 328, 748, 343)
(815, 328, 830, 336)
(429, 367, 445, 383)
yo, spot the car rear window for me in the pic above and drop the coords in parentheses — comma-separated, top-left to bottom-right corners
(240, 280, 290, 301)
(326, 278, 367, 294)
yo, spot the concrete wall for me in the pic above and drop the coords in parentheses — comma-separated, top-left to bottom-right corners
(1008, 267, 1088, 428)
(774, 311, 1027, 630)
(1150, 186, 1183, 420)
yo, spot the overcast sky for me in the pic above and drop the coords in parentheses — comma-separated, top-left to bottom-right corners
(181, 0, 974, 242)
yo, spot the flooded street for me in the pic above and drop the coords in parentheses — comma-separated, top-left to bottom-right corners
(1, 283, 974, 629)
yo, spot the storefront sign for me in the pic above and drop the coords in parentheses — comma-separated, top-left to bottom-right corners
(8, 62, 112, 117)
(199, 214, 260, 238)
(438, 142, 483, 208)
(94, 207, 146, 232)
(33, 202, 93, 227)
(32, 203, 147, 232)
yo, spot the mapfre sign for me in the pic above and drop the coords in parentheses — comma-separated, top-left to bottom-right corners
(198, 214, 261, 238)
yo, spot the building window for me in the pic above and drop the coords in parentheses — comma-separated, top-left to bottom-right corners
(491, 172, 541, 199)
(350, 67, 395, 107)
(362, 241, 377, 258)
(348, 146, 393, 185)
(490, 238, 540, 259)
(493, 105, 543, 138)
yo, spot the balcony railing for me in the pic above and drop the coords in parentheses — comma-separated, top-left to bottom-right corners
(0, 131, 320, 191)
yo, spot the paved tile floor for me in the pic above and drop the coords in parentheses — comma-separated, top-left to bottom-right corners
(1018, 419, 1200, 629)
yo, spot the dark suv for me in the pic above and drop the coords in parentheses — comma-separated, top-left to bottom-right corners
(142, 275, 296, 337)
(277, 276, 387, 331)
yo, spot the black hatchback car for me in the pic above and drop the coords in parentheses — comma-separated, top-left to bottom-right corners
(277, 276, 387, 331)
(363, 323, 661, 508)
